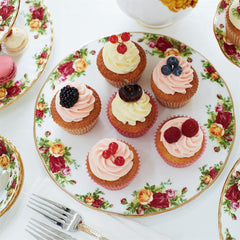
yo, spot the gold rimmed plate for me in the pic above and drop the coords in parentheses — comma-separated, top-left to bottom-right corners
(218, 158, 240, 240)
(213, 0, 240, 67)
(0, 0, 53, 110)
(0, 135, 24, 217)
(34, 32, 235, 216)
(0, 0, 20, 43)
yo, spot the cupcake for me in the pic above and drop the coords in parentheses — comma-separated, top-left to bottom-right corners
(225, 0, 240, 47)
(155, 116, 205, 168)
(3, 27, 28, 55)
(0, 55, 17, 85)
(151, 55, 198, 108)
(86, 138, 140, 190)
(50, 82, 101, 135)
(97, 32, 146, 88)
(108, 83, 157, 138)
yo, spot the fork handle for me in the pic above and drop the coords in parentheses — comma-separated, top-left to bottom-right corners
(78, 223, 110, 240)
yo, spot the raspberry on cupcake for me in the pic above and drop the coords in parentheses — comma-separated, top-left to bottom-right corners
(155, 116, 206, 168)
(86, 138, 140, 190)
(50, 82, 101, 135)
(151, 55, 199, 108)
(97, 32, 146, 88)
(107, 83, 158, 138)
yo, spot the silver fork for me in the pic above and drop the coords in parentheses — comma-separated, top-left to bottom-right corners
(26, 218, 77, 240)
(27, 194, 109, 240)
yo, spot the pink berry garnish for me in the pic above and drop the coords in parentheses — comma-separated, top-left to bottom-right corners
(109, 35, 118, 44)
(182, 118, 199, 138)
(114, 156, 125, 166)
(237, 6, 240, 15)
(108, 142, 118, 155)
(164, 126, 181, 144)
(102, 149, 111, 159)
(121, 32, 130, 42)
(117, 43, 127, 54)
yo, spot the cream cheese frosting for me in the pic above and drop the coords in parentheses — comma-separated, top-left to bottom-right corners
(55, 82, 95, 122)
(160, 117, 203, 158)
(4, 27, 28, 50)
(88, 138, 134, 181)
(102, 38, 140, 74)
(229, 0, 240, 30)
(111, 91, 152, 126)
(153, 56, 193, 95)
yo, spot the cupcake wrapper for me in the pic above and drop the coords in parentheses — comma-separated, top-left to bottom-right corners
(105, 75, 142, 88)
(154, 115, 207, 168)
(86, 143, 140, 190)
(63, 118, 98, 135)
(155, 95, 190, 109)
(107, 91, 158, 138)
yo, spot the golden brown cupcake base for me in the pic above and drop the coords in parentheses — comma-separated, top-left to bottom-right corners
(97, 42, 146, 88)
(108, 93, 157, 137)
(151, 67, 199, 108)
(50, 85, 101, 135)
(86, 141, 140, 190)
(225, 5, 240, 47)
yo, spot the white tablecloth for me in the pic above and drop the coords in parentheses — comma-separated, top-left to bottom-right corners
(0, 0, 240, 239)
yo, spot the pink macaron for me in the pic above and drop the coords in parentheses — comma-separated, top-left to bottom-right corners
(0, 55, 17, 85)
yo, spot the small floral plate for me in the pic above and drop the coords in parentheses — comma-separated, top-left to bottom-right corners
(0, 135, 24, 217)
(213, 0, 240, 67)
(218, 158, 240, 240)
(0, 0, 20, 42)
(0, 0, 53, 110)
(34, 32, 235, 216)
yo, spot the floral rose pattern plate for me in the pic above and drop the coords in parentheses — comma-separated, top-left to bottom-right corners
(0, 135, 24, 217)
(0, 0, 20, 42)
(218, 158, 240, 240)
(0, 0, 53, 110)
(34, 32, 235, 216)
(213, 0, 240, 67)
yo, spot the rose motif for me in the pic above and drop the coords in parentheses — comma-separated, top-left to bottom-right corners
(137, 189, 153, 205)
(225, 184, 240, 202)
(0, 154, 9, 168)
(29, 19, 41, 30)
(209, 123, 224, 137)
(216, 111, 232, 129)
(155, 37, 173, 52)
(41, 52, 47, 58)
(215, 104, 225, 113)
(149, 192, 169, 209)
(62, 166, 70, 176)
(166, 189, 176, 199)
(49, 155, 66, 173)
(164, 48, 179, 57)
(0, 5, 14, 20)
(209, 168, 218, 179)
(224, 42, 237, 56)
(50, 143, 65, 157)
(37, 102, 46, 111)
(57, 61, 75, 77)
(92, 199, 103, 208)
(6, 85, 21, 98)
(86, 196, 94, 204)
(211, 72, 219, 80)
(203, 175, 211, 184)
(73, 59, 87, 72)
(0, 88, 7, 100)
(32, 7, 44, 21)
(0, 140, 7, 156)
(36, 109, 44, 118)
(207, 66, 216, 74)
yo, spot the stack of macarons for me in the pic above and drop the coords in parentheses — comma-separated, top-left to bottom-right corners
(0, 55, 17, 85)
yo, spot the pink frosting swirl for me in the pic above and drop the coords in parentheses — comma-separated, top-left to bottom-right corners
(153, 56, 193, 95)
(88, 138, 134, 181)
(160, 117, 203, 158)
(55, 82, 95, 122)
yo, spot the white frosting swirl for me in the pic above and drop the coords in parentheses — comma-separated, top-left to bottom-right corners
(102, 39, 140, 74)
(111, 92, 152, 126)
(229, 0, 240, 30)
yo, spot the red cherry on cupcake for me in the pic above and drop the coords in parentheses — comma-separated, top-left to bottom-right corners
(109, 35, 118, 43)
(164, 126, 181, 144)
(182, 118, 199, 137)
(121, 32, 130, 42)
(117, 43, 127, 54)
(114, 156, 125, 166)
(108, 142, 118, 155)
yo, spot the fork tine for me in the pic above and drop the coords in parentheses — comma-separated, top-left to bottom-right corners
(25, 229, 46, 240)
